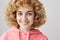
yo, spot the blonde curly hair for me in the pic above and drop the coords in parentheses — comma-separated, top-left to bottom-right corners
(5, 0, 46, 29)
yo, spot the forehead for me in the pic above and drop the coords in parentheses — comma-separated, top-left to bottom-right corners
(17, 4, 34, 12)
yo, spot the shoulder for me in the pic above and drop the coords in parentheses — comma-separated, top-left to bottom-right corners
(2, 27, 19, 34)
(39, 33, 48, 40)
(34, 29, 48, 40)
(0, 27, 19, 40)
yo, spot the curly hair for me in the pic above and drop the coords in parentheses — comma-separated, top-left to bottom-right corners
(5, 0, 46, 29)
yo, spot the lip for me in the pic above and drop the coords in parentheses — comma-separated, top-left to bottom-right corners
(22, 22, 29, 25)
(22, 23, 27, 25)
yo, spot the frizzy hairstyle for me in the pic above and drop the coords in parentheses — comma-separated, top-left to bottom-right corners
(5, 0, 46, 28)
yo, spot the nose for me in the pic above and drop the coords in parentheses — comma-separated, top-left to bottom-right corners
(22, 15, 27, 22)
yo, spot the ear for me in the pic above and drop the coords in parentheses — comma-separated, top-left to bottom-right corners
(34, 14, 41, 22)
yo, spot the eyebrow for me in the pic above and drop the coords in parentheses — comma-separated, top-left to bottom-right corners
(17, 11, 33, 13)
(27, 11, 33, 12)
(17, 11, 22, 12)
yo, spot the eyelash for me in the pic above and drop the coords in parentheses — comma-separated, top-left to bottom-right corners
(27, 13, 32, 15)
(17, 12, 22, 15)
(17, 12, 32, 16)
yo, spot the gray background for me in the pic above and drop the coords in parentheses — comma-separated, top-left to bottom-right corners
(0, 0, 60, 40)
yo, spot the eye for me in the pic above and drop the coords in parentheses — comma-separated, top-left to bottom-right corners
(17, 12, 22, 15)
(27, 12, 32, 16)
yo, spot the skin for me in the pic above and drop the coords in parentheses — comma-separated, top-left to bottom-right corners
(16, 5, 35, 32)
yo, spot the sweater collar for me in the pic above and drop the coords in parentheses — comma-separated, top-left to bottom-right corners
(12, 27, 42, 35)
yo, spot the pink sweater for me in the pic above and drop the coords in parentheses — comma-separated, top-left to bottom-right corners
(0, 27, 48, 40)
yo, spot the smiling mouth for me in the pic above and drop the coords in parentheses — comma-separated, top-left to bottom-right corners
(22, 22, 29, 25)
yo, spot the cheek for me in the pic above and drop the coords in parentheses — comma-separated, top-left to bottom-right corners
(16, 16, 21, 22)
(27, 16, 34, 22)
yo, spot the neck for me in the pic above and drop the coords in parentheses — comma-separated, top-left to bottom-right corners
(19, 26, 34, 32)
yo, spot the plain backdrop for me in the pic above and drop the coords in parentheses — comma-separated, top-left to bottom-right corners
(0, 0, 60, 40)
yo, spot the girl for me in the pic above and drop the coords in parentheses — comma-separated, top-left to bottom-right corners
(0, 0, 48, 40)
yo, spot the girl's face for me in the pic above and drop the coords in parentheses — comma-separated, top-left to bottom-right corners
(16, 5, 34, 29)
